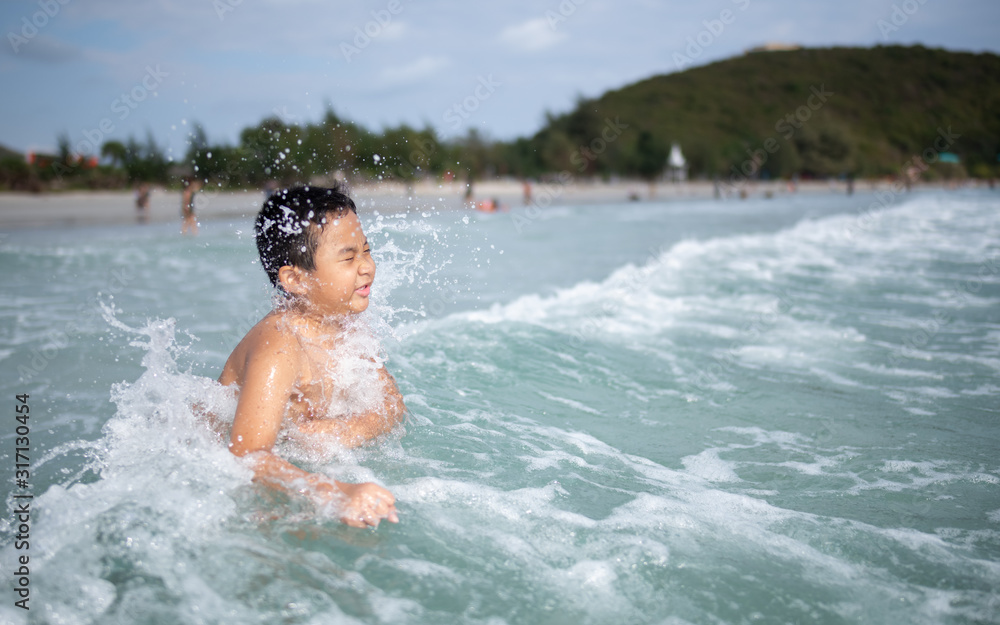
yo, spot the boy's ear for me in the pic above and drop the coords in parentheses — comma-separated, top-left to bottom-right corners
(277, 265, 310, 296)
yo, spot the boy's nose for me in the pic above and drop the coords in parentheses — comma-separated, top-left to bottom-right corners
(360, 255, 375, 275)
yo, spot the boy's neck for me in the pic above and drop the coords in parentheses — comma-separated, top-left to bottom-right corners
(282, 298, 351, 331)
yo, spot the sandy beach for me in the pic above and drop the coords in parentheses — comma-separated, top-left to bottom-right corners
(0, 177, 901, 230)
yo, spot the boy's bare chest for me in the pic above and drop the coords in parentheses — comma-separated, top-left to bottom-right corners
(285, 354, 336, 423)
(280, 323, 383, 426)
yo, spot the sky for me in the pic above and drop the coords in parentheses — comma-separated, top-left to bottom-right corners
(2, 0, 998, 160)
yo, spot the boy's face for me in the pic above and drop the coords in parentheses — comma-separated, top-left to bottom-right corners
(297, 211, 375, 317)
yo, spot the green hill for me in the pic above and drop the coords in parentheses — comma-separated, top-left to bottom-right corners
(517, 45, 1000, 180)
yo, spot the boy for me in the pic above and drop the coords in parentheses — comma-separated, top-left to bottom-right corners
(218, 185, 404, 528)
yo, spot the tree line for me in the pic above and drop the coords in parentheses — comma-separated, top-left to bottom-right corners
(2, 45, 996, 192)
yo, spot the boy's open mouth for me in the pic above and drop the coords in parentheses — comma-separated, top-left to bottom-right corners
(355, 284, 371, 296)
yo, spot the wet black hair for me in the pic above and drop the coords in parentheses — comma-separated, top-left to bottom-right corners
(254, 184, 358, 287)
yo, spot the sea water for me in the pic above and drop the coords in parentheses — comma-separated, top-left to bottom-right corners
(0, 189, 998, 624)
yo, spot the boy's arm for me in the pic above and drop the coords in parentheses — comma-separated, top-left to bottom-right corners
(228, 337, 398, 527)
(295, 365, 406, 447)
(241, 450, 398, 528)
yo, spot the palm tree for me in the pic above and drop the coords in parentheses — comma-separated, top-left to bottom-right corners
(101, 140, 127, 169)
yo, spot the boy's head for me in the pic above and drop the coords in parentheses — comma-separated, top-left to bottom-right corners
(255, 185, 375, 317)
(255, 184, 358, 288)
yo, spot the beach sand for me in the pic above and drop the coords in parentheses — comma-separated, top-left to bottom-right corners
(0, 178, 869, 230)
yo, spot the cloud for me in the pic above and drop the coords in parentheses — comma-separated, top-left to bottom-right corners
(499, 17, 568, 52)
(378, 55, 450, 86)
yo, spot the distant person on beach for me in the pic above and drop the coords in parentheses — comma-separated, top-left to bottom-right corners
(463, 177, 474, 207)
(135, 183, 151, 224)
(180, 176, 202, 235)
(263, 180, 278, 199)
(216, 184, 404, 528)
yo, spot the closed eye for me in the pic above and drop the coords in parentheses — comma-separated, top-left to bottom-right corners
(341, 241, 370, 261)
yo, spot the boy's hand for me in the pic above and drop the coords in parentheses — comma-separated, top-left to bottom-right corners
(245, 452, 399, 529)
(335, 481, 399, 528)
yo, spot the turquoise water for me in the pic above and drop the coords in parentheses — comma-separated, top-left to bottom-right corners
(1, 189, 999, 624)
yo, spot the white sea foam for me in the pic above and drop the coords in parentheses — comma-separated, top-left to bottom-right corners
(4, 192, 998, 623)
(680, 448, 742, 483)
(537, 391, 601, 415)
(438, 195, 996, 335)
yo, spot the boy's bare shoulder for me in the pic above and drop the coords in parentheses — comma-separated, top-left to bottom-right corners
(219, 311, 305, 386)
(246, 312, 304, 352)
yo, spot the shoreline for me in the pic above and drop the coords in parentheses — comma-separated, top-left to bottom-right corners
(0, 178, 985, 230)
